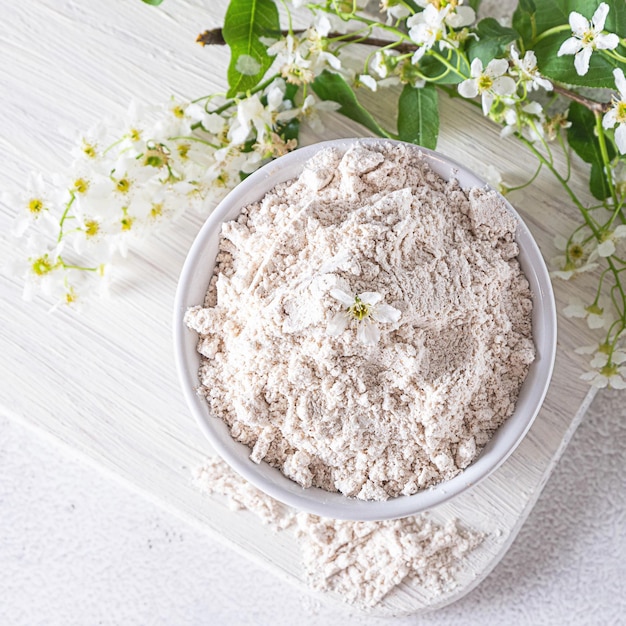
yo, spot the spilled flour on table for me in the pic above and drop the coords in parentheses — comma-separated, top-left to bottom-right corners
(185, 142, 534, 500)
(194, 457, 484, 608)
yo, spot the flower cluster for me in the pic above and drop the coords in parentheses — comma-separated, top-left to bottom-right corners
(407, 0, 475, 63)
(7, 80, 339, 309)
(554, 220, 626, 388)
(266, 21, 342, 86)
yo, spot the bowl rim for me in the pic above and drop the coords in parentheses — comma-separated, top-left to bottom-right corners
(173, 137, 557, 521)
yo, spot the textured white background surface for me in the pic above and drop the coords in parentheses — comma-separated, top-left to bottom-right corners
(1, 388, 625, 626)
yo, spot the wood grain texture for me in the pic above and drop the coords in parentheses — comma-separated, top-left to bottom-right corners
(0, 0, 599, 615)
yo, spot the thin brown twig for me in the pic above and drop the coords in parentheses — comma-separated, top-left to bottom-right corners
(551, 83, 611, 114)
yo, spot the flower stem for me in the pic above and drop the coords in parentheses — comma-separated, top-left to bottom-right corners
(523, 137, 600, 237)
(505, 162, 543, 193)
(595, 112, 620, 225)
(531, 24, 571, 46)
(211, 73, 281, 114)
(57, 193, 76, 243)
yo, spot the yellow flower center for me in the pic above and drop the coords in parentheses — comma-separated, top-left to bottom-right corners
(82, 141, 97, 159)
(348, 296, 371, 320)
(73, 178, 89, 194)
(31, 255, 53, 276)
(582, 30, 595, 46)
(129, 128, 142, 142)
(115, 177, 131, 193)
(121, 215, 134, 231)
(478, 75, 493, 92)
(150, 203, 163, 219)
(600, 363, 619, 378)
(28, 198, 44, 214)
(568, 243, 584, 261)
(84, 219, 100, 237)
(144, 144, 170, 168)
(172, 105, 186, 119)
(616, 101, 626, 125)
(216, 172, 230, 187)
(65, 288, 77, 305)
(178, 143, 190, 160)
(586, 303, 603, 316)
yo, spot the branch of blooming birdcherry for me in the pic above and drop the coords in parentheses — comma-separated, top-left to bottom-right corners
(5, 0, 626, 388)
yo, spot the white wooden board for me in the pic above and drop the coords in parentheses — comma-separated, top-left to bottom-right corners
(0, 0, 599, 615)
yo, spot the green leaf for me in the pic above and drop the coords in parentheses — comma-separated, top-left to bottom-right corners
(567, 102, 615, 200)
(467, 0, 482, 10)
(512, 0, 536, 45)
(397, 84, 439, 149)
(531, 0, 626, 88)
(590, 161, 613, 200)
(418, 48, 471, 84)
(222, 0, 279, 97)
(531, 0, 596, 34)
(141, 0, 164, 4)
(467, 18, 519, 64)
(311, 71, 392, 138)
(402, 0, 420, 11)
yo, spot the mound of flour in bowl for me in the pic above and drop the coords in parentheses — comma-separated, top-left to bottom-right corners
(185, 142, 535, 501)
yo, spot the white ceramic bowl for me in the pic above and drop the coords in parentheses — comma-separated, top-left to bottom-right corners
(173, 138, 557, 521)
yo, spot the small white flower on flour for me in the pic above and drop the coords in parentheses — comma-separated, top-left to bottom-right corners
(327, 289, 401, 346)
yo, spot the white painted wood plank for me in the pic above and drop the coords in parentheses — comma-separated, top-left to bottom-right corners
(0, 0, 600, 615)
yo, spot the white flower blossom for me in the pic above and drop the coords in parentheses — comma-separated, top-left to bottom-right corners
(372, 50, 396, 78)
(380, 0, 411, 23)
(358, 74, 378, 91)
(557, 2, 619, 76)
(415, 0, 475, 29)
(509, 47, 553, 92)
(457, 58, 516, 115)
(550, 229, 598, 280)
(577, 344, 626, 369)
(500, 101, 546, 143)
(596, 224, 626, 257)
(228, 86, 297, 145)
(603, 68, 626, 154)
(563, 296, 612, 330)
(407, 5, 449, 62)
(613, 160, 626, 198)
(327, 289, 401, 346)
(10, 234, 69, 304)
(267, 30, 341, 85)
(185, 103, 227, 135)
(580, 364, 626, 389)
(584, 347, 626, 388)
(300, 94, 341, 132)
(6, 173, 59, 238)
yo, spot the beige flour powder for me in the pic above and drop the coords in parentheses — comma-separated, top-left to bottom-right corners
(186, 142, 535, 500)
(194, 457, 484, 607)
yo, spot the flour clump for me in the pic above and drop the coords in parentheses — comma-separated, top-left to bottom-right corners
(185, 141, 535, 501)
